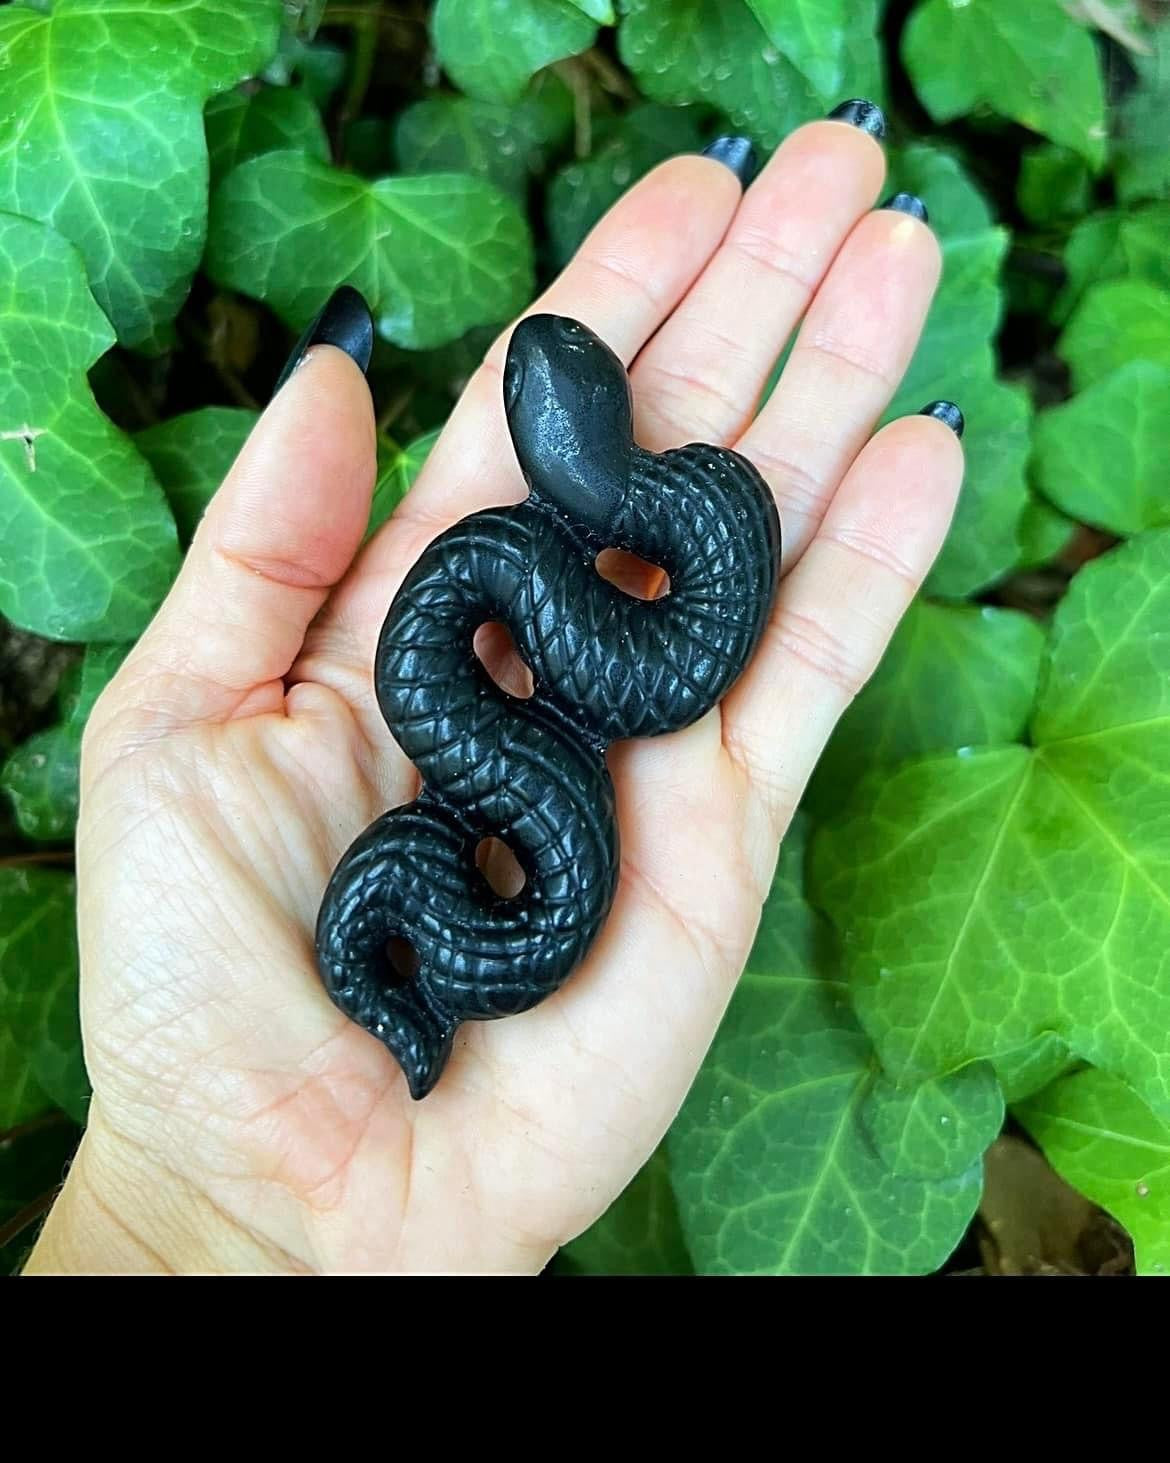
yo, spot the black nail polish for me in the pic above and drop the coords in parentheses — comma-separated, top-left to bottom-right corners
(273, 285, 374, 397)
(881, 192, 929, 224)
(920, 400, 964, 439)
(826, 99, 886, 140)
(701, 136, 758, 188)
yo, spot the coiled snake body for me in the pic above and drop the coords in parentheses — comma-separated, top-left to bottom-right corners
(315, 316, 781, 1098)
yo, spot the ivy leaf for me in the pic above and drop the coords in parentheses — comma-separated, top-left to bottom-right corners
(888, 143, 995, 238)
(861, 1064, 1003, 1182)
(395, 82, 574, 201)
(668, 815, 985, 1275)
(902, 0, 1106, 168)
(556, 1149, 693, 1274)
(432, 0, 598, 105)
(0, 868, 86, 1127)
(993, 1033, 1075, 1105)
(745, 0, 848, 97)
(2, 726, 80, 844)
(618, 0, 815, 152)
(1058, 280, 1170, 391)
(205, 83, 329, 186)
(1057, 206, 1170, 325)
(1016, 144, 1092, 225)
(813, 530, 1170, 1120)
(2, 644, 129, 843)
(283, 0, 328, 38)
(369, 427, 441, 536)
(0, 213, 180, 642)
(546, 103, 707, 267)
(1115, 28, 1170, 204)
(1033, 361, 1170, 536)
(1016, 496, 1076, 572)
(207, 152, 534, 351)
(0, 0, 283, 350)
(928, 378, 1033, 600)
(1016, 1069, 1170, 1276)
(871, 148, 1031, 597)
(567, 0, 615, 20)
(136, 407, 259, 546)
(805, 600, 1045, 820)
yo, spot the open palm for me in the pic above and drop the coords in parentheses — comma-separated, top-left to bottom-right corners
(30, 116, 962, 1274)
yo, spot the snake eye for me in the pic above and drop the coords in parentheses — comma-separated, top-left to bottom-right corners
(503, 354, 524, 412)
(555, 318, 587, 344)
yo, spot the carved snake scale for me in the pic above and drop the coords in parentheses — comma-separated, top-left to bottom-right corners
(315, 315, 782, 1098)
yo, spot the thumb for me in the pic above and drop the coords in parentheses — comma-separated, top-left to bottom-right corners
(113, 287, 376, 728)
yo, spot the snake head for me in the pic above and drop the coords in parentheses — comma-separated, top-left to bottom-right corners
(503, 315, 634, 535)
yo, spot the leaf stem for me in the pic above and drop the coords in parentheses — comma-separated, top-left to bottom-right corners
(0, 1190, 57, 1253)
(0, 850, 75, 870)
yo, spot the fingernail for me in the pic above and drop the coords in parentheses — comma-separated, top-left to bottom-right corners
(701, 135, 758, 187)
(920, 400, 964, 439)
(826, 99, 886, 140)
(273, 285, 374, 397)
(881, 192, 929, 224)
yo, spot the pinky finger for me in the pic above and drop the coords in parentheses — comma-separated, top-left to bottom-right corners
(723, 405, 965, 829)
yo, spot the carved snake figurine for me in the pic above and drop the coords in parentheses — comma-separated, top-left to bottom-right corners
(315, 315, 782, 1099)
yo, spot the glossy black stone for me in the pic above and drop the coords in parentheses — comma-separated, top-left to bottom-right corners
(273, 284, 374, 395)
(881, 192, 929, 224)
(920, 399, 965, 438)
(826, 99, 886, 139)
(315, 315, 782, 1099)
(701, 136, 758, 187)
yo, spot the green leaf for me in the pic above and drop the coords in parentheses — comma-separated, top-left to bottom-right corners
(432, 0, 597, 104)
(1016, 1069, 1170, 1276)
(2, 726, 80, 843)
(546, 103, 707, 267)
(207, 152, 534, 351)
(806, 600, 1046, 820)
(861, 1064, 1003, 1181)
(0, 868, 85, 1127)
(870, 160, 1032, 598)
(557, 1149, 693, 1274)
(813, 529, 1170, 1120)
(395, 82, 574, 201)
(993, 1032, 1075, 1105)
(902, 0, 1106, 168)
(1016, 496, 1076, 571)
(618, 0, 815, 152)
(1115, 29, 1170, 204)
(567, 0, 615, 20)
(1058, 280, 1170, 391)
(0, 0, 283, 350)
(927, 377, 1033, 600)
(1033, 361, 1170, 536)
(888, 143, 995, 240)
(668, 815, 985, 1275)
(2, 643, 129, 843)
(745, 0, 848, 97)
(283, 0, 328, 38)
(136, 407, 259, 546)
(1016, 144, 1091, 226)
(369, 427, 441, 536)
(205, 83, 329, 186)
(0, 213, 180, 641)
(1056, 206, 1170, 323)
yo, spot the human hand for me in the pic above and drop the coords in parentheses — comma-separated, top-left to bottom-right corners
(27, 104, 963, 1275)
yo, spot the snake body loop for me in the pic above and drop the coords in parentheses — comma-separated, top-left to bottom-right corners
(315, 316, 781, 1098)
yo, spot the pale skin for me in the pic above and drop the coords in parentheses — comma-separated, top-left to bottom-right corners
(26, 118, 962, 1274)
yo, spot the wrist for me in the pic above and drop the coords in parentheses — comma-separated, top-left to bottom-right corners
(22, 1102, 304, 1275)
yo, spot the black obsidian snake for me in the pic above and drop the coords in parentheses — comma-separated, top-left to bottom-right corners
(315, 315, 782, 1098)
